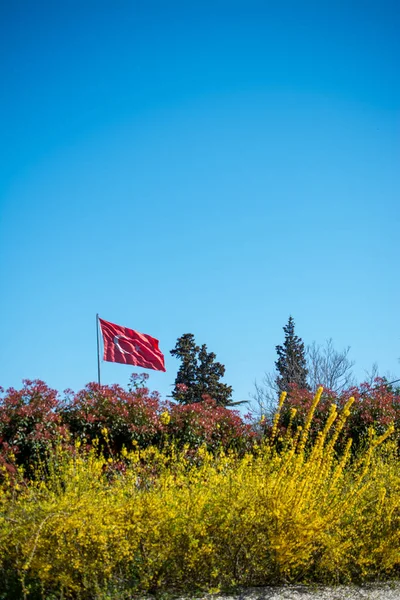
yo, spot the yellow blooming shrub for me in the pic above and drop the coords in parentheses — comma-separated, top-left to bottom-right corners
(0, 389, 399, 599)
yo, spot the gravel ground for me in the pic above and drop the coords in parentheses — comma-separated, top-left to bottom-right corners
(174, 582, 400, 600)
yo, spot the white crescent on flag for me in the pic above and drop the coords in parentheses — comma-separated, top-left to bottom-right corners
(114, 335, 142, 355)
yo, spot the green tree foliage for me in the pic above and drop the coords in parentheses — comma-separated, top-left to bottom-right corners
(275, 316, 309, 392)
(170, 333, 233, 406)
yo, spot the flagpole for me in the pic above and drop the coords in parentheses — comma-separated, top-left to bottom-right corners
(96, 313, 101, 385)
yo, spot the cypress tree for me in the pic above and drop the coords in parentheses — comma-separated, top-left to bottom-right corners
(275, 316, 309, 392)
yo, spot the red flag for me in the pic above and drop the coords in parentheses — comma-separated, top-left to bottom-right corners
(99, 318, 166, 372)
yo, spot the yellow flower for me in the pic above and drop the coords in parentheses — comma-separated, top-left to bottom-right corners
(160, 411, 171, 425)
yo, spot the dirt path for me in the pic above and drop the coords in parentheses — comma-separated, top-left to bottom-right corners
(175, 582, 400, 600)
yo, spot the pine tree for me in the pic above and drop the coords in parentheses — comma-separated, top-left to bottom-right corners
(170, 333, 233, 406)
(170, 334, 199, 404)
(275, 316, 309, 392)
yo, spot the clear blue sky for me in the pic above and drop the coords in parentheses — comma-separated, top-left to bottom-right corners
(1, 0, 399, 404)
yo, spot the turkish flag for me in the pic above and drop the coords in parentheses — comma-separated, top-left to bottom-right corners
(99, 318, 166, 372)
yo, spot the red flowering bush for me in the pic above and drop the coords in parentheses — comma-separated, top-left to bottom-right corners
(61, 374, 167, 453)
(343, 379, 400, 448)
(168, 394, 255, 453)
(269, 379, 400, 451)
(60, 374, 255, 455)
(0, 374, 256, 473)
(0, 380, 66, 474)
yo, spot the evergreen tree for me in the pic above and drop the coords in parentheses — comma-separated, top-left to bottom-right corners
(170, 333, 233, 406)
(275, 316, 309, 392)
(170, 334, 199, 404)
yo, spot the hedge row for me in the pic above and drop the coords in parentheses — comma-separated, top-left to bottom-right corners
(1, 374, 399, 476)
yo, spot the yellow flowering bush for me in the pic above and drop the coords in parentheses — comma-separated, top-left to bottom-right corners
(0, 388, 398, 599)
